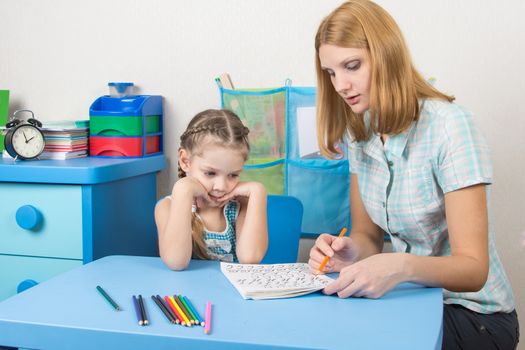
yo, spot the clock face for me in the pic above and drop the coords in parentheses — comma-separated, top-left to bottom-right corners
(11, 125, 45, 159)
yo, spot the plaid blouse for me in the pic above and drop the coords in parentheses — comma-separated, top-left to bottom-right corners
(348, 99, 515, 313)
(200, 201, 239, 263)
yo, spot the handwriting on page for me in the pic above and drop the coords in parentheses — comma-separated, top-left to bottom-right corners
(222, 263, 330, 290)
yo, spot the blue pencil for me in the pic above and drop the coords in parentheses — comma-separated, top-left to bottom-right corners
(132, 295, 144, 326)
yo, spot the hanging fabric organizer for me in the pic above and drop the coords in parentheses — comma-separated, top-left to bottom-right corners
(218, 80, 351, 237)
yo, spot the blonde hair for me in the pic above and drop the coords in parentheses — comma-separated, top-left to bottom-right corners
(178, 109, 250, 259)
(315, 0, 454, 157)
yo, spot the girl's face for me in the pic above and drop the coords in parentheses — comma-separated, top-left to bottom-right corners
(180, 143, 246, 207)
(319, 44, 371, 114)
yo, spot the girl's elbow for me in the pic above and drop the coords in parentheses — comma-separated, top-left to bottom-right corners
(160, 254, 190, 271)
(237, 248, 267, 264)
(238, 255, 263, 264)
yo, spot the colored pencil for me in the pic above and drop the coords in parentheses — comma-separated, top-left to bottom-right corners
(318, 227, 348, 272)
(132, 295, 144, 326)
(165, 296, 186, 326)
(138, 294, 149, 326)
(151, 295, 175, 324)
(158, 295, 180, 325)
(171, 296, 192, 326)
(181, 295, 203, 325)
(175, 295, 195, 325)
(96, 285, 120, 311)
(204, 301, 212, 334)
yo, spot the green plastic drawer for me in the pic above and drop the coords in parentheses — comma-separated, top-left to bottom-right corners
(90, 115, 160, 136)
(0, 254, 82, 301)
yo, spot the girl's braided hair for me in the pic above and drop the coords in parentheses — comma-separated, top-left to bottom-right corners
(178, 109, 250, 259)
(177, 109, 250, 179)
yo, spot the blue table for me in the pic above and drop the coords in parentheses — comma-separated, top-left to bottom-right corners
(0, 256, 443, 349)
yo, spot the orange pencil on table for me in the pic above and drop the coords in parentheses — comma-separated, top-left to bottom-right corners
(170, 296, 191, 326)
(318, 227, 348, 272)
(164, 296, 186, 326)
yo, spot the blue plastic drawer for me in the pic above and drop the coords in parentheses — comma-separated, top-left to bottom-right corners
(0, 183, 83, 259)
(0, 254, 82, 301)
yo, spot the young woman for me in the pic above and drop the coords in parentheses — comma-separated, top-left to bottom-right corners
(308, 1, 519, 348)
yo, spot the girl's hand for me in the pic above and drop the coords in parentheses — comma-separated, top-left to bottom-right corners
(308, 234, 359, 273)
(172, 177, 210, 208)
(218, 181, 266, 202)
(323, 253, 407, 299)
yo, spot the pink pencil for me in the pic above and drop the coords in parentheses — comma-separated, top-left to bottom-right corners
(204, 301, 212, 334)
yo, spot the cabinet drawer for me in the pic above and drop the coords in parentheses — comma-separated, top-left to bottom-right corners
(90, 115, 160, 136)
(0, 254, 82, 301)
(0, 183, 83, 259)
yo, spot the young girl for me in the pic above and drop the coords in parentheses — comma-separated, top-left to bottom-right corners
(155, 109, 268, 271)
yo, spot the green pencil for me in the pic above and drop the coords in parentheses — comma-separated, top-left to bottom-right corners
(96, 285, 120, 311)
(179, 295, 199, 325)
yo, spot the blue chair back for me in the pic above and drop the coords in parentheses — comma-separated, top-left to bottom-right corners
(261, 195, 303, 264)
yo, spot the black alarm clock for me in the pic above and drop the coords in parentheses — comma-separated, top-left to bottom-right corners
(4, 109, 46, 160)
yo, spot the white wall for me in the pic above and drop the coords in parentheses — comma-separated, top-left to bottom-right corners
(1, 0, 524, 346)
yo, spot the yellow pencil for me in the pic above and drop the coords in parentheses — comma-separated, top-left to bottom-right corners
(318, 227, 348, 272)
(169, 296, 191, 326)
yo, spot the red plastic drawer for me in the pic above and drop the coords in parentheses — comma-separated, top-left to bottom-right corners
(89, 136, 160, 157)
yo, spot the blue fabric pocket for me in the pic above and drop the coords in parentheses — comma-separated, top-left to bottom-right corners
(287, 158, 351, 236)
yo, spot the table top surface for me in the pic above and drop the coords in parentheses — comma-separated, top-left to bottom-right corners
(0, 255, 443, 350)
(0, 155, 165, 184)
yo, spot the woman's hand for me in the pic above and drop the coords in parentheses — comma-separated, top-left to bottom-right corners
(323, 253, 408, 299)
(308, 234, 360, 273)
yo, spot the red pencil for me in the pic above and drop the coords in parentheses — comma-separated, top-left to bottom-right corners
(164, 295, 186, 326)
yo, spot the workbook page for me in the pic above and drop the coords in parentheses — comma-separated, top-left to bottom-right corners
(221, 262, 333, 300)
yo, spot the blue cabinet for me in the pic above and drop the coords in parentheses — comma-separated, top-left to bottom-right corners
(0, 155, 165, 301)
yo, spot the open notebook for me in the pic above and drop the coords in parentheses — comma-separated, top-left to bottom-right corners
(220, 262, 333, 300)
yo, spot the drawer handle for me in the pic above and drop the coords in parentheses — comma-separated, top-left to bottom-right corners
(15, 205, 43, 230)
(17, 279, 38, 293)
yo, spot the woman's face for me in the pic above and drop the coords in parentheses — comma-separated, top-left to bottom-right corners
(319, 44, 371, 114)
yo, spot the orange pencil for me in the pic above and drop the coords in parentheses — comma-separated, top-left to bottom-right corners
(164, 296, 186, 326)
(318, 227, 347, 272)
(170, 296, 191, 326)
